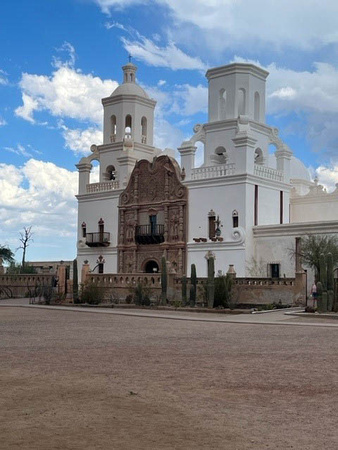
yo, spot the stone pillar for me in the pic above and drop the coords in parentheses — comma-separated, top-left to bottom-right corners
(76, 160, 92, 195)
(178, 141, 197, 181)
(81, 261, 90, 283)
(232, 132, 257, 175)
(275, 145, 292, 183)
(57, 264, 66, 296)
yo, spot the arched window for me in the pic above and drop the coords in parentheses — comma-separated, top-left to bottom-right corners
(219, 89, 226, 120)
(125, 115, 132, 139)
(110, 115, 117, 142)
(254, 92, 260, 121)
(255, 148, 264, 165)
(105, 165, 116, 181)
(232, 210, 239, 228)
(238, 88, 246, 116)
(213, 146, 227, 164)
(141, 116, 147, 143)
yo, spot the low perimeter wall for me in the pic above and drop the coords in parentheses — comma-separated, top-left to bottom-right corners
(87, 272, 305, 306)
(0, 274, 55, 298)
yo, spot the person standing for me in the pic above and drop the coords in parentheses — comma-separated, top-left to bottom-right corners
(311, 282, 317, 308)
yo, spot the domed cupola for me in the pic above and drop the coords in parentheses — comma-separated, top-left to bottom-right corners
(102, 60, 156, 145)
(110, 62, 149, 99)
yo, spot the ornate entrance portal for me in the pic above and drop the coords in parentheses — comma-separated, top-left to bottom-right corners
(145, 260, 159, 273)
(118, 155, 188, 275)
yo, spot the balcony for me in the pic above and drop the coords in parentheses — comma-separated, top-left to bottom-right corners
(135, 224, 165, 245)
(86, 232, 110, 247)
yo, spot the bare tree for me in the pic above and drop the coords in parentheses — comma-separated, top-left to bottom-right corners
(17, 226, 34, 271)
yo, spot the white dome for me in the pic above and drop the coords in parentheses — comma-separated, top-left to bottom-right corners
(111, 82, 149, 98)
(268, 154, 311, 182)
(290, 156, 311, 181)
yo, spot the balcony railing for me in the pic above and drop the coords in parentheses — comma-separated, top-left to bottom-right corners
(191, 163, 235, 180)
(86, 181, 119, 193)
(135, 224, 164, 245)
(86, 232, 110, 247)
(254, 164, 283, 182)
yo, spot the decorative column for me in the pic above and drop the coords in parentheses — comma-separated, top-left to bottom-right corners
(232, 121, 257, 175)
(178, 141, 197, 181)
(76, 160, 92, 195)
(81, 261, 90, 283)
(275, 145, 292, 183)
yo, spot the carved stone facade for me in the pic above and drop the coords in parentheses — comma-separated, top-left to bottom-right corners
(118, 155, 188, 275)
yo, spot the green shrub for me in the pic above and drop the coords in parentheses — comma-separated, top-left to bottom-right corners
(80, 282, 106, 305)
(131, 282, 152, 306)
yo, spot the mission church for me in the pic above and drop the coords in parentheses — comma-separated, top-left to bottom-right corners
(76, 61, 338, 282)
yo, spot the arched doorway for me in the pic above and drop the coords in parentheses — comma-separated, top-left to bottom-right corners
(144, 260, 159, 273)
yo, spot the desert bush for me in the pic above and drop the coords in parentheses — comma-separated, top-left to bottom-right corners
(80, 282, 106, 305)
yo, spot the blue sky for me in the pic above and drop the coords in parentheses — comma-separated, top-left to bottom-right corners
(1, 0, 338, 262)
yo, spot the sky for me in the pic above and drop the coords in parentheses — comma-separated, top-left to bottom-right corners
(1, 0, 338, 263)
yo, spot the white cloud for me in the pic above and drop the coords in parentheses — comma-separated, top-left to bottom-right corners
(172, 84, 208, 116)
(61, 125, 103, 155)
(0, 160, 78, 249)
(94, 0, 338, 52)
(0, 117, 7, 126)
(121, 35, 207, 71)
(52, 41, 77, 69)
(267, 62, 338, 115)
(314, 165, 338, 192)
(4, 144, 33, 158)
(95, 0, 149, 14)
(0, 69, 8, 85)
(15, 66, 118, 124)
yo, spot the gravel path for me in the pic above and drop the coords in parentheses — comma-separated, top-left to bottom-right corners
(1, 303, 338, 449)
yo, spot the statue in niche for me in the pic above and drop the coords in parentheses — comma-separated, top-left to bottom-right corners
(170, 212, 179, 240)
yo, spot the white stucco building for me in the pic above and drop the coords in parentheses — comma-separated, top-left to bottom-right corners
(76, 61, 338, 281)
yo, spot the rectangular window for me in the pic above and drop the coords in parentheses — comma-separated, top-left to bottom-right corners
(82, 227, 86, 238)
(254, 185, 258, 226)
(98, 263, 104, 274)
(270, 264, 280, 278)
(280, 191, 283, 224)
(149, 215, 157, 235)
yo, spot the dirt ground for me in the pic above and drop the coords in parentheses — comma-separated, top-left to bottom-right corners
(1, 305, 338, 449)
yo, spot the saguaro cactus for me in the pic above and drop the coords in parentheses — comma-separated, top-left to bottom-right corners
(190, 264, 197, 307)
(73, 258, 78, 303)
(327, 252, 334, 312)
(161, 256, 167, 306)
(207, 256, 215, 308)
(181, 275, 187, 306)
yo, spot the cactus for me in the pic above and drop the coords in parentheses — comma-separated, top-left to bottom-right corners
(181, 276, 187, 306)
(207, 256, 215, 308)
(73, 258, 78, 303)
(327, 253, 334, 312)
(161, 256, 167, 306)
(190, 264, 197, 307)
(189, 284, 196, 307)
(319, 253, 328, 312)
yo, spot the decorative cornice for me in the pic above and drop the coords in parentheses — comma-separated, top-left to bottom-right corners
(253, 220, 338, 237)
(206, 63, 269, 81)
(102, 94, 156, 108)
